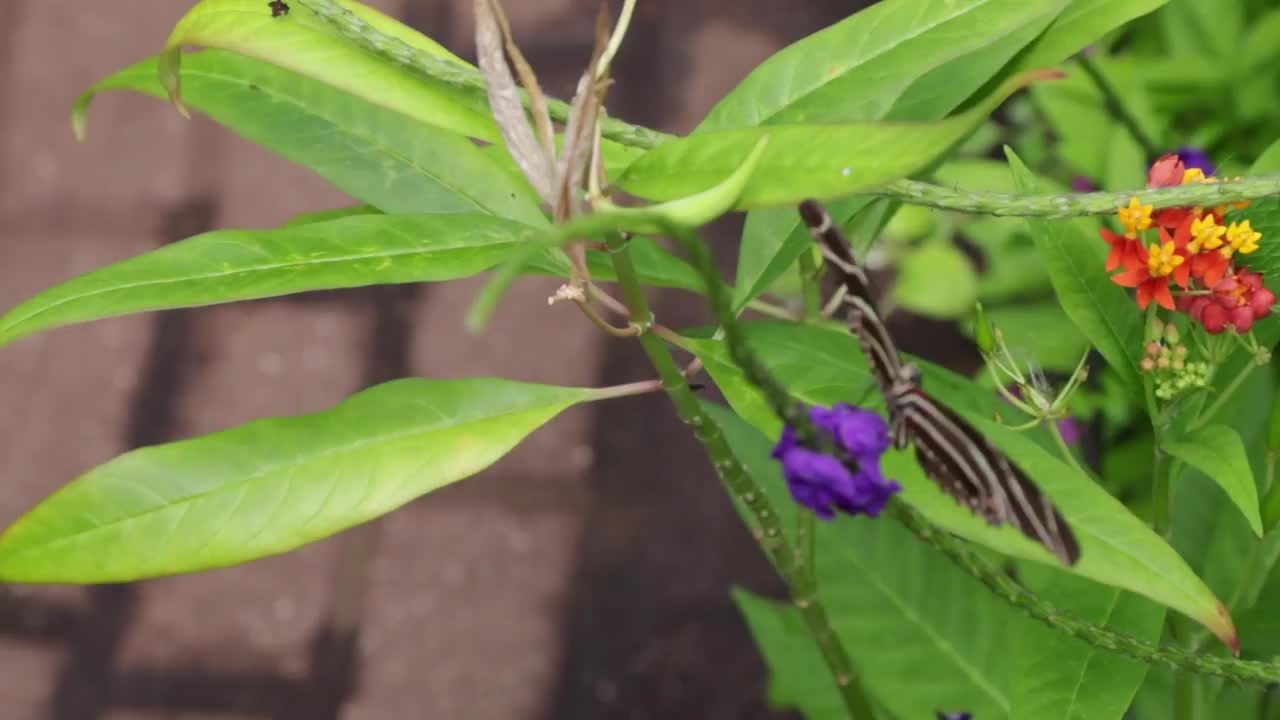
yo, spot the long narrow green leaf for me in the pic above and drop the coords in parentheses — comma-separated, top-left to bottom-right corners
(698, 0, 1067, 130)
(677, 321, 1236, 646)
(76, 51, 545, 224)
(620, 71, 1055, 208)
(0, 214, 538, 348)
(1164, 425, 1263, 538)
(159, 0, 499, 141)
(0, 378, 596, 583)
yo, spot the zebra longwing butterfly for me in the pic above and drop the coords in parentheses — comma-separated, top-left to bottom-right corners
(799, 200, 1080, 566)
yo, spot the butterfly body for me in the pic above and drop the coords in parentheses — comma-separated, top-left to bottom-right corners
(799, 199, 1080, 565)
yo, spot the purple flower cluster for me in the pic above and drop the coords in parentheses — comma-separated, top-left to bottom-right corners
(1175, 146, 1215, 176)
(770, 404, 900, 519)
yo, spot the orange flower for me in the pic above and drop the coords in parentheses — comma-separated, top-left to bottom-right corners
(1110, 230, 1189, 310)
(1101, 227, 1143, 272)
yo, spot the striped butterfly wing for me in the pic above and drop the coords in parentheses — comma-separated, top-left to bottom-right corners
(800, 199, 1081, 566)
(897, 388, 1080, 565)
(799, 200, 904, 400)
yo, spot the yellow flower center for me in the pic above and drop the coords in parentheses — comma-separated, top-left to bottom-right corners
(1188, 214, 1226, 252)
(1117, 196, 1153, 238)
(1182, 168, 1217, 184)
(1148, 241, 1184, 277)
(1222, 220, 1262, 258)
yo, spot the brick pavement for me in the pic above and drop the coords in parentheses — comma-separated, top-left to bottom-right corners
(0, 2, 852, 717)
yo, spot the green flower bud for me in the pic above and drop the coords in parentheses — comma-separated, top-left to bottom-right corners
(973, 302, 995, 355)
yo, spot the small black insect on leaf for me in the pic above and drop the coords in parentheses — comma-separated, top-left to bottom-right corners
(268, 1, 290, 17)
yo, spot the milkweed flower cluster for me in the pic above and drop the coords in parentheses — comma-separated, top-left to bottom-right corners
(771, 404, 900, 519)
(1101, 153, 1275, 333)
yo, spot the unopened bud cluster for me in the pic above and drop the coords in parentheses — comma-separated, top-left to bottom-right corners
(1141, 318, 1208, 400)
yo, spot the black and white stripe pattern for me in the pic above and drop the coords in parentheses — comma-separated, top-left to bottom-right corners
(798, 200, 1080, 566)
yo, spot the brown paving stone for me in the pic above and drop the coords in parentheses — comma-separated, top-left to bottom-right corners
(0, 2, 195, 229)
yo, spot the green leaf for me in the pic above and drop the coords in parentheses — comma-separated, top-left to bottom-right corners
(891, 242, 979, 319)
(733, 197, 881, 311)
(1005, 147, 1146, 395)
(718, 409, 1019, 719)
(676, 321, 1236, 646)
(733, 592, 847, 719)
(283, 205, 382, 227)
(1031, 58, 1164, 181)
(159, 0, 499, 141)
(620, 71, 1058, 208)
(698, 0, 1067, 130)
(75, 51, 545, 224)
(0, 213, 547, 348)
(1164, 425, 1263, 537)
(1013, 0, 1169, 71)
(0, 378, 596, 583)
(1007, 574, 1164, 720)
(977, 304, 1089, 373)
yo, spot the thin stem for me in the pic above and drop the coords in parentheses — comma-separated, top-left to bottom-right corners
(796, 511, 817, 587)
(590, 377, 665, 401)
(1152, 452, 1171, 535)
(797, 248, 822, 322)
(595, 0, 635, 80)
(1049, 420, 1088, 477)
(1077, 54, 1161, 158)
(880, 176, 1280, 218)
(1188, 362, 1259, 432)
(746, 298, 800, 322)
(573, 298, 642, 336)
(601, 231, 874, 719)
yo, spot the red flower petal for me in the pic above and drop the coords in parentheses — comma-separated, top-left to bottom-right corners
(1149, 154, 1185, 188)
(1112, 268, 1147, 288)
(1251, 288, 1276, 319)
(1230, 306, 1255, 332)
(1201, 303, 1228, 333)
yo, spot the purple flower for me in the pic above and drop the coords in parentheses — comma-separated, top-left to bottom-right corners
(1071, 176, 1098, 193)
(1056, 417, 1083, 445)
(1176, 146, 1215, 176)
(771, 404, 900, 519)
(937, 713, 972, 720)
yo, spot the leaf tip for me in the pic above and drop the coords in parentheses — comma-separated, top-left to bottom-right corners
(1214, 601, 1240, 655)
(158, 48, 190, 119)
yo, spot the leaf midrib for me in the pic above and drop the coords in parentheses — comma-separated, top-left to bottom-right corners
(0, 394, 580, 560)
(0, 233, 526, 339)
(836, 541, 1011, 712)
(180, 64, 512, 216)
(752, 0, 999, 126)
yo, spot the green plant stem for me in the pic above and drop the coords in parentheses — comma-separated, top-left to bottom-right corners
(882, 176, 1280, 217)
(601, 231, 874, 719)
(1048, 420, 1088, 477)
(1152, 452, 1171, 534)
(1188, 363, 1259, 433)
(796, 511, 817, 587)
(1077, 54, 1161, 158)
(894, 501, 1280, 682)
(797, 248, 822, 321)
(296, 0, 1280, 217)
